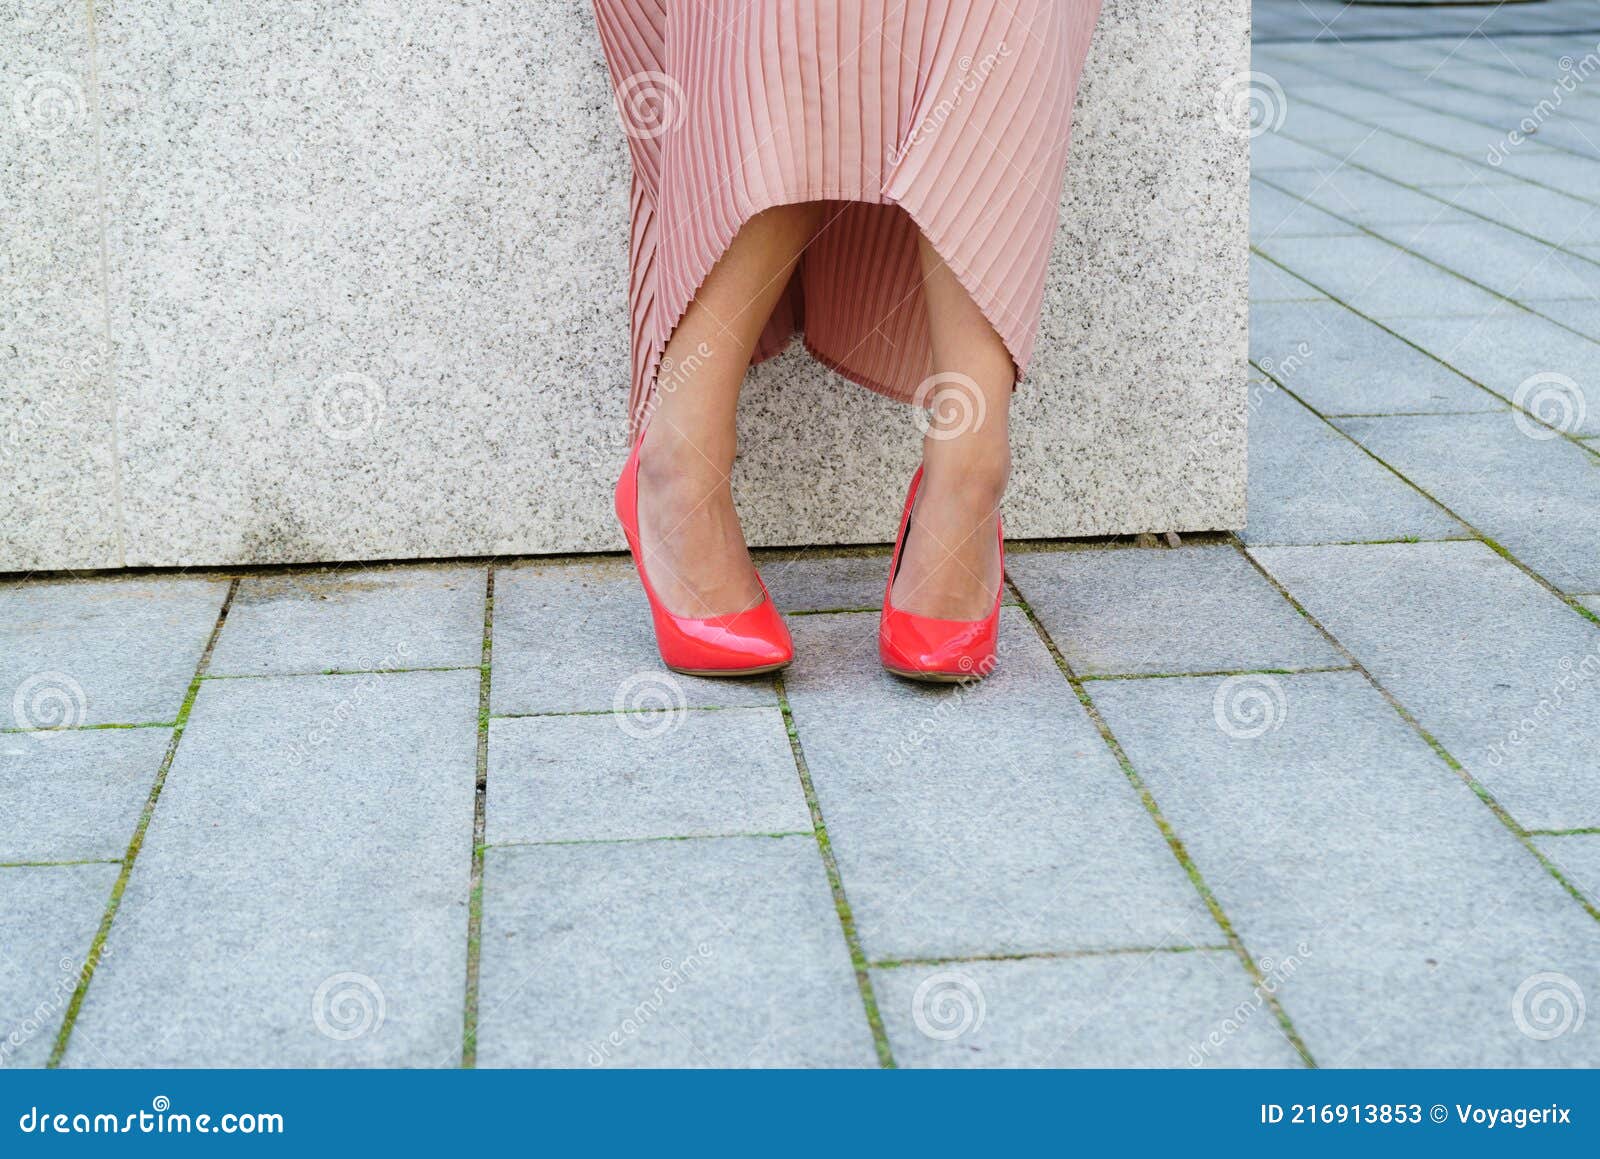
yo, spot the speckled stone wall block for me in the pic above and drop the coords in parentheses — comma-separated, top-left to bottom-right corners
(1, 1, 122, 570)
(3, 0, 1247, 570)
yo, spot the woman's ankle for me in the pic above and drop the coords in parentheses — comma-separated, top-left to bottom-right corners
(919, 440, 1011, 513)
(638, 420, 737, 494)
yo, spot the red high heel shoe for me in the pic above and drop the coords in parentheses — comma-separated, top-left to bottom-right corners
(879, 467, 1003, 682)
(614, 433, 793, 677)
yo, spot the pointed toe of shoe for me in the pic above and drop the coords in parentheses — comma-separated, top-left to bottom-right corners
(653, 597, 794, 676)
(878, 609, 997, 681)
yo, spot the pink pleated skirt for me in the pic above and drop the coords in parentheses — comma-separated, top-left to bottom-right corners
(592, 0, 1103, 429)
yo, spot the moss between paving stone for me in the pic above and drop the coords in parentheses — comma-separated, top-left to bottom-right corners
(48, 579, 240, 1067)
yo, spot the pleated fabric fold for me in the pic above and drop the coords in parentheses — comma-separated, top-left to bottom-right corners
(591, 0, 1102, 432)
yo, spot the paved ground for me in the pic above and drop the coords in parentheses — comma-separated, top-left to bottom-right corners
(4, 4, 1600, 1068)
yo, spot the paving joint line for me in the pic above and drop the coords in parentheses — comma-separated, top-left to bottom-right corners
(0, 859, 123, 870)
(869, 944, 1235, 970)
(1241, 536, 1477, 548)
(46, 578, 240, 1068)
(1005, 578, 1318, 1067)
(489, 703, 773, 721)
(461, 570, 494, 1069)
(1080, 665, 1357, 683)
(771, 672, 896, 1068)
(0, 721, 173, 734)
(1258, 29, 1600, 46)
(202, 665, 479, 681)
(482, 831, 816, 851)
(1525, 827, 1600, 838)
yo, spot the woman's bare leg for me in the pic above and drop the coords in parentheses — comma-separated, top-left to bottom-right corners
(636, 202, 826, 617)
(890, 235, 1013, 620)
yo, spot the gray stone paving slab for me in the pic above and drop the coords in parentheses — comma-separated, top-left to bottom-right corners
(757, 550, 1018, 614)
(1006, 546, 1343, 676)
(1091, 670, 1600, 1067)
(1494, 152, 1600, 203)
(1251, 254, 1327, 302)
(1250, 300, 1496, 414)
(1336, 132, 1519, 188)
(1275, 103, 1372, 147)
(1359, 112, 1523, 159)
(486, 707, 810, 845)
(491, 560, 776, 715)
(0, 863, 118, 1068)
(1499, 121, 1600, 160)
(1339, 413, 1600, 593)
(873, 952, 1302, 1068)
(1433, 184, 1600, 248)
(1255, 236, 1506, 316)
(1372, 313, 1600, 436)
(783, 609, 1211, 960)
(1258, 167, 1475, 226)
(760, 552, 894, 612)
(1393, 84, 1562, 130)
(1251, 181, 1364, 240)
(1253, 132, 1344, 172)
(207, 567, 485, 676)
(1385, 221, 1600, 303)
(0, 727, 167, 864)
(1250, 542, 1600, 832)
(62, 669, 478, 1067)
(1581, 595, 1600, 617)
(1278, 86, 1402, 119)
(1533, 836, 1600, 910)
(1526, 298, 1600, 341)
(476, 837, 875, 1067)
(1240, 383, 1467, 546)
(0, 578, 228, 727)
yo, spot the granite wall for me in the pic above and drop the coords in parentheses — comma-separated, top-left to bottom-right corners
(2, 0, 1249, 571)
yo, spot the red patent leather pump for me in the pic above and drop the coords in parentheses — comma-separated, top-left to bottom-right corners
(879, 466, 1003, 682)
(614, 432, 793, 677)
